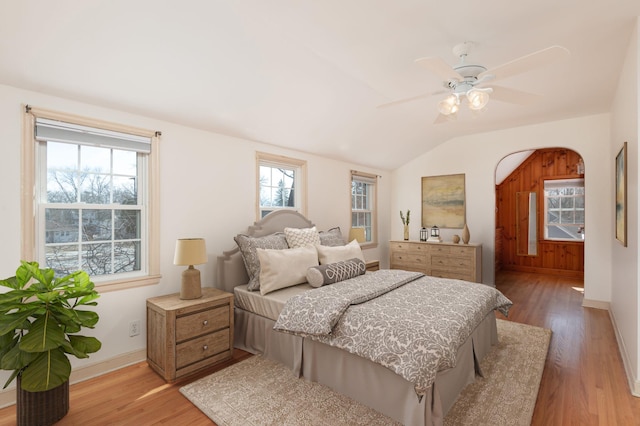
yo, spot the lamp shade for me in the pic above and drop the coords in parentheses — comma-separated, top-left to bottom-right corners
(466, 88, 491, 111)
(349, 228, 366, 243)
(174, 238, 207, 266)
(437, 94, 460, 115)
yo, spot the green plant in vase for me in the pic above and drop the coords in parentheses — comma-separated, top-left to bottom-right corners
(0, 261, 102, 392)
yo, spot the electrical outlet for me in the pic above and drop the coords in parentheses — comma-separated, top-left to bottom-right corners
(129, 320, 140, 337)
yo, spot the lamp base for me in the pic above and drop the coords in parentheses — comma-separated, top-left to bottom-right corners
(180, 266, 202, 300)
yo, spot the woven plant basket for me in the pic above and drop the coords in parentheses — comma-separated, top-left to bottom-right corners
(16, 376, 69, 426)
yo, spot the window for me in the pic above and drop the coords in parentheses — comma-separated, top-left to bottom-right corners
(351, 171, 377, 245)
(23, 107, 160, 291)
(257, 152, 307, 219)
(543, 178, 585, 241)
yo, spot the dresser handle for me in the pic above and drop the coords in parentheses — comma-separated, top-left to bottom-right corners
(203, 345, 208, 351)
(203, 320, 208, 326)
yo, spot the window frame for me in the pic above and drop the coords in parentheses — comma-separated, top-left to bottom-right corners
(351, 170, 378, 247)
(542, 177, 585, 242)
(256, 152, 307, 220)
(22, 106, 161, 292)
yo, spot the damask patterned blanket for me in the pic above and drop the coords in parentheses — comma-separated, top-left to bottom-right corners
(273, 269, 512, 397)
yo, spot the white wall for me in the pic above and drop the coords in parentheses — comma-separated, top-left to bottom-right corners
(0, 84, 390, 392)
(610, 18, 640, 394)
(392, 114, 612, 301)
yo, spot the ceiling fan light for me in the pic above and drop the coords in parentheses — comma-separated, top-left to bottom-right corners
(466, 89, 490, 110)
(438, 95, 459, 115)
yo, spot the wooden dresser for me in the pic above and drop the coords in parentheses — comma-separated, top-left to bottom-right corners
(146, 287, 234, 382)
(389, 240, 482, 283)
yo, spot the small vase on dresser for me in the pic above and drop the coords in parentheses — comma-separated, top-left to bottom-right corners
(403, 225, 409, 240)
(462, 224, 470, 244)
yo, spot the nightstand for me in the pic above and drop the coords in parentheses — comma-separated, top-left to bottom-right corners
(365, 260, 380, 271)
(146, 287, 234, 382)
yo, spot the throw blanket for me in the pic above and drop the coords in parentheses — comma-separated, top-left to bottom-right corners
(274, 269, 512, 397)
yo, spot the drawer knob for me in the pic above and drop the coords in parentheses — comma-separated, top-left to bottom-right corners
(203, 320, 208, 326)
(203, 345, 208, 351)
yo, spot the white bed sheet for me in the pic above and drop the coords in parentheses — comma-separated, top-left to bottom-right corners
(233, 283, 314, 321)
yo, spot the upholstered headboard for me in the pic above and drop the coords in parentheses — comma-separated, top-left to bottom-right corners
(215, 210, 315, 293)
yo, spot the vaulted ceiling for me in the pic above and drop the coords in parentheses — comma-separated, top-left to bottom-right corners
(1, 1, 639, 169)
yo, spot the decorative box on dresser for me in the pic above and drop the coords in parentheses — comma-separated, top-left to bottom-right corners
(389, 240, 482, 283)
(146, 287, 234, 382)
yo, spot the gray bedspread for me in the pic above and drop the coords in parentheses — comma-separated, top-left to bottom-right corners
(273, 269, 512, 397)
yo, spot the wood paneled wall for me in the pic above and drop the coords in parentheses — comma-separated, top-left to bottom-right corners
(495, 148, 584, 279)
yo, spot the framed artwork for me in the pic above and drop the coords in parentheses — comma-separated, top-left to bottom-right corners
(616, 142, 627, 246)
(421, 173, 466, 228)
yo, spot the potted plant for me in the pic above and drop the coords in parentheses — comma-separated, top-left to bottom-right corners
(400, 209, 410, 240)
(0, 261, 101, 425)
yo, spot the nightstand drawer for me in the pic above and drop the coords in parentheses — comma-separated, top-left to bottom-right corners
(176, 305, 230, 342)
(176, 328, 230, 369)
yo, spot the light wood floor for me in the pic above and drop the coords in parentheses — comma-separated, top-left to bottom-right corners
(0, 271, 638, 425)
(495, 270, 640, 425)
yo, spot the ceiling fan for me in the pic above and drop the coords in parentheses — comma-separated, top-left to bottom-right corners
(379, 42, 570, 123)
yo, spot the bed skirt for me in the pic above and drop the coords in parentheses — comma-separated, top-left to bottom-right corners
(234, 307, 498, 426)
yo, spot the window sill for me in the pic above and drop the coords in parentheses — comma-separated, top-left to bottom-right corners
(95, 274, 162, 293)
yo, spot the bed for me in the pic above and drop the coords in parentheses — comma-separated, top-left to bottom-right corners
(216, 211, 511, 426)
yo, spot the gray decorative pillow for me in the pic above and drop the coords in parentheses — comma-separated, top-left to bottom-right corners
(306, 258, 366, 288)
(318, 227, 345, 247)
(234, 233, 289, 291)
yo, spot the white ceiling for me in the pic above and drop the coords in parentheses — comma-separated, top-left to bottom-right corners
(1, 1, 639, 170)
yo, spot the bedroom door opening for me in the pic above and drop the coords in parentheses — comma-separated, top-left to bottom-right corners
(494, 148, 585, 280)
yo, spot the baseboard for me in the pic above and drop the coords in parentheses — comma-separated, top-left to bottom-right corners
(0, 349, 146, 408)
(608, 309, 640, 397)
(581, 298, 610, 310)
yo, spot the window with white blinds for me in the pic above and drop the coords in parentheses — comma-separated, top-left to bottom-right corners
(23, 108, 161, 291)
(351, 171, 377, 245)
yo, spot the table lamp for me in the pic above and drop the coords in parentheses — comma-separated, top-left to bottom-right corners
(174, 238, 207, 299)
(349, 228, 366, 243)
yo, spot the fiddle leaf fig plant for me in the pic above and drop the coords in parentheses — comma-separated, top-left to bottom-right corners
(0, 261, 101, 392)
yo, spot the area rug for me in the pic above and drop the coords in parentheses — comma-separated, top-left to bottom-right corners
(180, 319, 551, 426)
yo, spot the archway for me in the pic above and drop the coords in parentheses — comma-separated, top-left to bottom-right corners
(495, 148, 585, 279)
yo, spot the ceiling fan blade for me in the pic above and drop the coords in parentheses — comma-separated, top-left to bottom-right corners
(415, 56, 463, 82)
(377, 90, 446, 109)
(478, 45, 570, 81)
(489, 85, 543, 105)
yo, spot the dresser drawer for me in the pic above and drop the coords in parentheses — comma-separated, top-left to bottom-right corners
(390, 242, 428, 255)
(175, 305, 230, 342)
(176, 328, 230, 369)
(391, 252, 426, 269)
(430, 269, 473, 282)
(430, 255, 472, 269)
(429, 245, 473, 257)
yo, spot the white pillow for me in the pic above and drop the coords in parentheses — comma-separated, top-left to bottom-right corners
(284, 226, 321, 249)
(257, 245, 319, 295)
(316, 239, 365, 265)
